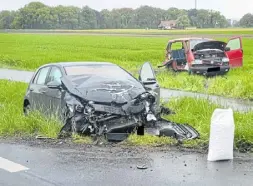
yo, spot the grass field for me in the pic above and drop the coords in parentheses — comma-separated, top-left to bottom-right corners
(1, 33, 253, 99)
(1, 79, 253, 151)
(0, 80, 62, 138)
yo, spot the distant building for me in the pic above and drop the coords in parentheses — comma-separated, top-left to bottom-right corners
(227, 19, 239, 27)
(158, 20, 178, 30)
(232, 20, 239, 27)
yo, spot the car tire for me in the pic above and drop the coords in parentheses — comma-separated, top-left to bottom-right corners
(137, 125, 145, 136)
(58, 118, 72, 138)
(24, 104, 31, 116)
(58, 106, 73, 138)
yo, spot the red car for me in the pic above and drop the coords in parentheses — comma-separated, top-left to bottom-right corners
(161, 37, 243, 76)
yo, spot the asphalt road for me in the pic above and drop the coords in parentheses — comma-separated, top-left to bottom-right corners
(0, 140, 253, 186)
(1, 68, 253, 112)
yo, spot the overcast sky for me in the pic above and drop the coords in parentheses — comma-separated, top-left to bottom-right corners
(1, 0, 251, 19)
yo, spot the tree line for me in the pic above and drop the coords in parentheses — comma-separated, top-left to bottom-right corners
(0, 2, 251, 30)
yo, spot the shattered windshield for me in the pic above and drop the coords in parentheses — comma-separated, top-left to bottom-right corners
(190, 39, 210, 49)
(64, 64, 135, 80)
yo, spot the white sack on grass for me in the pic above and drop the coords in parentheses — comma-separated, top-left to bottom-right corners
(207, 108, 235, 161)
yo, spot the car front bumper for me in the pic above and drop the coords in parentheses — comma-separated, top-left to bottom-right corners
(190, 65, 230, 76)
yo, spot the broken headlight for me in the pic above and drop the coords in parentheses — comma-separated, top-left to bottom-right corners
(85, 101, 95, 114)
(222, 57, 229, 63)
(75, 104, 84, 113)
(192, 59, 203, 65)
(85, 105, 95, 114)
(222, 57, 229, 66)
(140, 93, 149, 99)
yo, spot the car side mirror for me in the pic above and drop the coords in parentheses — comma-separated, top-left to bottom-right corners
(139, 62, 157, 85)
(47, 80, 62, 89)
(225, 47, 230, 51)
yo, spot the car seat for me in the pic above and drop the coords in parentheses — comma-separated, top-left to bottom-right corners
(171, 49, 187, 65)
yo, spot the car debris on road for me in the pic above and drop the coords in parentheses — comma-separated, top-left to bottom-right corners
(23, 61, 199, 142)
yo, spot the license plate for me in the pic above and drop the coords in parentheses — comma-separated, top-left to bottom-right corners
(92, 104, 124, 115)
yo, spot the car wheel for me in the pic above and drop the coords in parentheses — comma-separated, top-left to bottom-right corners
(58, 106, 73, 138)
(58, 118, 72, 138)
(137, 125, 145, 136)
(24, 104, 31, 116)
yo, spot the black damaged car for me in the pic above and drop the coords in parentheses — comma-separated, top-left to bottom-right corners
(23, 61, 199, 141)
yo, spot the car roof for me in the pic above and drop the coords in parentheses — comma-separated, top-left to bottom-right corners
(39, 61, 116, 68)
(168, 37, 214, 42)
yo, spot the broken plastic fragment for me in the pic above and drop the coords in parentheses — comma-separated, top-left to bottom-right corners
(36, 135, 52, 139)
(137, 165, 148, 170)
(147, 113, 157, 121)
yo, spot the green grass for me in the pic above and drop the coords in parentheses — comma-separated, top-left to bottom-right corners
(0, 33, 165, 71)
(0, 80, 62, 138)
(0, 33, 253, 99)
(165, 97, 253, 151)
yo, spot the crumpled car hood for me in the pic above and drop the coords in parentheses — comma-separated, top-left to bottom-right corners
(62, 75, 146, 104)
(58, 73, 200, 142)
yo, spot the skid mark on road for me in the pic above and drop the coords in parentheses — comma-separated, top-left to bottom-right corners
(0, 157, 29, 173)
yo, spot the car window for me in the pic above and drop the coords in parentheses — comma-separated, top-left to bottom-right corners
(48, 67, 63, 83)
(64, 65, 133, 80)
(171, 42, 184, 50)
(35, 67, 50, 85)
(226, 38, 241, 50)
(190, 39, 210, 49)
(33, 71, 40, 84)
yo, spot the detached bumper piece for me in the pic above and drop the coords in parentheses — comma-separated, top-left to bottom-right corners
(154, 118, 199, 140)
(105, 118, 199, 142)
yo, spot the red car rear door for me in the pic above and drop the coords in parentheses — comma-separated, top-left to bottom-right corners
(225, 37, 243, 67)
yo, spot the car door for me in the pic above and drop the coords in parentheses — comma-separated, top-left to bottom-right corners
(44, 66, 64, 119)
(28, 66, 51, 114)
(225, 37, 243, 67)
(139, 62, 160, 112)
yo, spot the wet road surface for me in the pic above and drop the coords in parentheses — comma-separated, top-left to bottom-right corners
(0, 141, 253, 186)
(161, 89, 253, 112)
(1, 68, 253, 112)
(0, 68, 34, 83)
